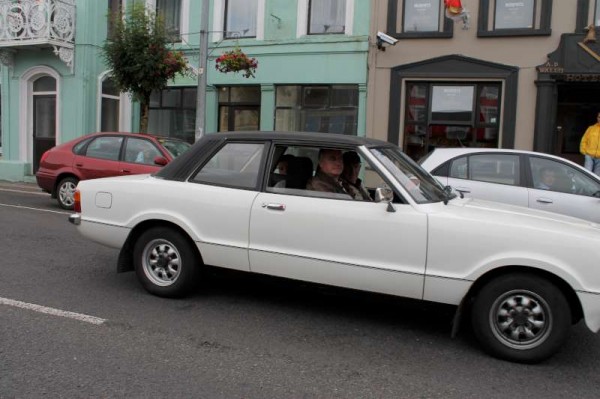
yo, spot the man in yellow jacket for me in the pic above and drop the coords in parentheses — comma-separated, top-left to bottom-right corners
(580, 112, 600, 175)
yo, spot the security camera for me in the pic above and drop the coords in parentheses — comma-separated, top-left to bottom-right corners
(376, 31, 398, 50)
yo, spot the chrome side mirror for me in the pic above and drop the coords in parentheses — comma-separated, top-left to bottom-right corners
(374, 187, 393, 203)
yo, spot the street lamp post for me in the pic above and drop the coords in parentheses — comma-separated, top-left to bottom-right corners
(194, 0, 209, 142)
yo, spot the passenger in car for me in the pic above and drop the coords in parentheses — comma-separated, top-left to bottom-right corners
(340, 151, 372, 201)
(306, 149, 349, 195)
(536, 167, 556, 190)
(276, 154, 295, 175)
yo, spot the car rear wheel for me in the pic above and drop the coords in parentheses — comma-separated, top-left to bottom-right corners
(471, 273, 571, 363)
(57, 177, 79, 210)
(134, 227, 200, 298)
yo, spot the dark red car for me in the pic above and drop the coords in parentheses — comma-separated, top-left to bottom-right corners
(36, 132, 191, 209)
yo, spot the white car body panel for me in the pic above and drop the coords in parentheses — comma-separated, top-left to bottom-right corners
(445, 176, 529, 207)
(420, 147, 600, 223)
(528, 187, 600, 221)
(78, 175, 258, 272)
(249, 192, 427, 299)
(74, 148, 600, 334)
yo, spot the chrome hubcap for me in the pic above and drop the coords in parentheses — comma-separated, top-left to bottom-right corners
(59, 181, 77, 206)
(490, 290, 551, 350)
(142, 239, 181, 286)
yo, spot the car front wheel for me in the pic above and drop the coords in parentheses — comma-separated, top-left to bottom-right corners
(133, 227, 200, 298)
(57, 177, 79, 210)
(471, 273, 571, 363)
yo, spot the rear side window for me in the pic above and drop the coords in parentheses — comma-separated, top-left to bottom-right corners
(190, 142, 265, 189)
(73, 138, 92, 155)
(469, 154, 520, 185)
(84, 136, 123, 161)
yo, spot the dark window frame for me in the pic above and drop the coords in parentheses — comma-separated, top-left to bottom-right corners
(148, 87, 197, 143)
(478, 0, 553, 37)
(274, 85, 359, 135)
(217, 86, 261, 132)
(387, 0, 453, 39)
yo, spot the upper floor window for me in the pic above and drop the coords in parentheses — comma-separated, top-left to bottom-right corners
(107, 0, 123, 39)
(156, 0, 182, 39)
(478, 0, 552, 37)
(595, 0, 600, 26)
(225, 0, 258, 38)
(297, 0, 354, 37)
(387, 0, 452, 39)
(308, 0, 346, 34)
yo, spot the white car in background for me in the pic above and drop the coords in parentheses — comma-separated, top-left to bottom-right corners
(419, 148, 600, 223)
(69, 132, 600, 364)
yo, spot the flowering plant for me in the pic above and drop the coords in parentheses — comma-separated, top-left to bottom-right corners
(215, 47, 258, 78)
(157, 49, 195, 79)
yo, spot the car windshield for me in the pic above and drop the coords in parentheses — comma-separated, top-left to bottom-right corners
(369, 147, 448, 204)
(159, 139, 192, 158)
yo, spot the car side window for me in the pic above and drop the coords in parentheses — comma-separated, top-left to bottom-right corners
(84, 136, 123, 161)
(468, 154, 520, 185)
(191, 142, 265, 189)
(267, 145, 386, 202)
(124, 138, 162, 165)
(73, 138, 92, 155)
(529, 157, 600, 196)
(449, 156, 468, 179)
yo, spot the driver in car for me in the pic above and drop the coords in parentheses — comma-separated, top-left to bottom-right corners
(306, 149, 349, 195)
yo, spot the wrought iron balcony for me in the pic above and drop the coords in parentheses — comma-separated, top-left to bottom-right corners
(0, 0, 76, 70)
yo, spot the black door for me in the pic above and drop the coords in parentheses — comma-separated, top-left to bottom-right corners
(33, 95, 56, 172)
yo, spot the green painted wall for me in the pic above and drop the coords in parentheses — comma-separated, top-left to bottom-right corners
(0, 0, 371, 181)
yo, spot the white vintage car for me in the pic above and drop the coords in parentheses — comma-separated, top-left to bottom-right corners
(69, 132, 600, 363)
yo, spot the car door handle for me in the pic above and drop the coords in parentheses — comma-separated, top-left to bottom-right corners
(121, 169, 131, 174)
(455, 187, 471, 194)
(262, 203, 286, 211)
(536, 197, 553, 204)
(75, 163, 83, 167)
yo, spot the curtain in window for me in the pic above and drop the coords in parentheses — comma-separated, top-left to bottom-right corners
(309, 0, 346, 34)
(156, 0, 181, 37)
(226, 0, 257, 38)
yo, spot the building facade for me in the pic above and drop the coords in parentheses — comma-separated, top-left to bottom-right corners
(369, 0, 600, 165)
(0, 0, 370, 182)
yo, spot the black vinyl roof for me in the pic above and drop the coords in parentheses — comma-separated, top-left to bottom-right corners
(201, 131, 390, 146)
(157, 131, 394, 181)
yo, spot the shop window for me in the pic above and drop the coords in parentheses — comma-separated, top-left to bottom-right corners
(478, 0, 552, 37)
(308, 0, 346, 34)
(100, 76, 120, 132)
(225, 0, 257, 38)
(275, 85, 358, 135)
(403, 82, 501, 160)
(387, 0, 452, 39)
(148, 87, 197, 143)
(218, 86, 261, 132)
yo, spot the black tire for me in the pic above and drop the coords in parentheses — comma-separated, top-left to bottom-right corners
(471, 273, 571, 363)
(56, 177, 79, 210)
(133, 227, 200, 298)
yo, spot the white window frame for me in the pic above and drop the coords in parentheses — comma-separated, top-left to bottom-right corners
(212, 0, 265, 42)
(97, 71, 132, 132)
(19, 66, 61, 169)
(297, 0, 354, 37)
(122, 0, 190, 43)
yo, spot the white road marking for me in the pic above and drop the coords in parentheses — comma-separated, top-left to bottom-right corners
(0, 187, 47, 196)
(0, 297, 106, 325)
(0, 203, 70, 215)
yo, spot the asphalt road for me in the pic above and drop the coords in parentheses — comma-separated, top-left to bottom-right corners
(1, 180, 600, 398)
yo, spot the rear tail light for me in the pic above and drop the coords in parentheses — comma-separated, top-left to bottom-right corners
(40, 150, 50, 165)
(73, 189, 81, 213)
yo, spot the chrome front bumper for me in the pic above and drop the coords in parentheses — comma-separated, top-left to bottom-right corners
(68, 214, 81, 225)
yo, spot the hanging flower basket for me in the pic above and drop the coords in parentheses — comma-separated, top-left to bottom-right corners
(215, 47, 258, 78)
